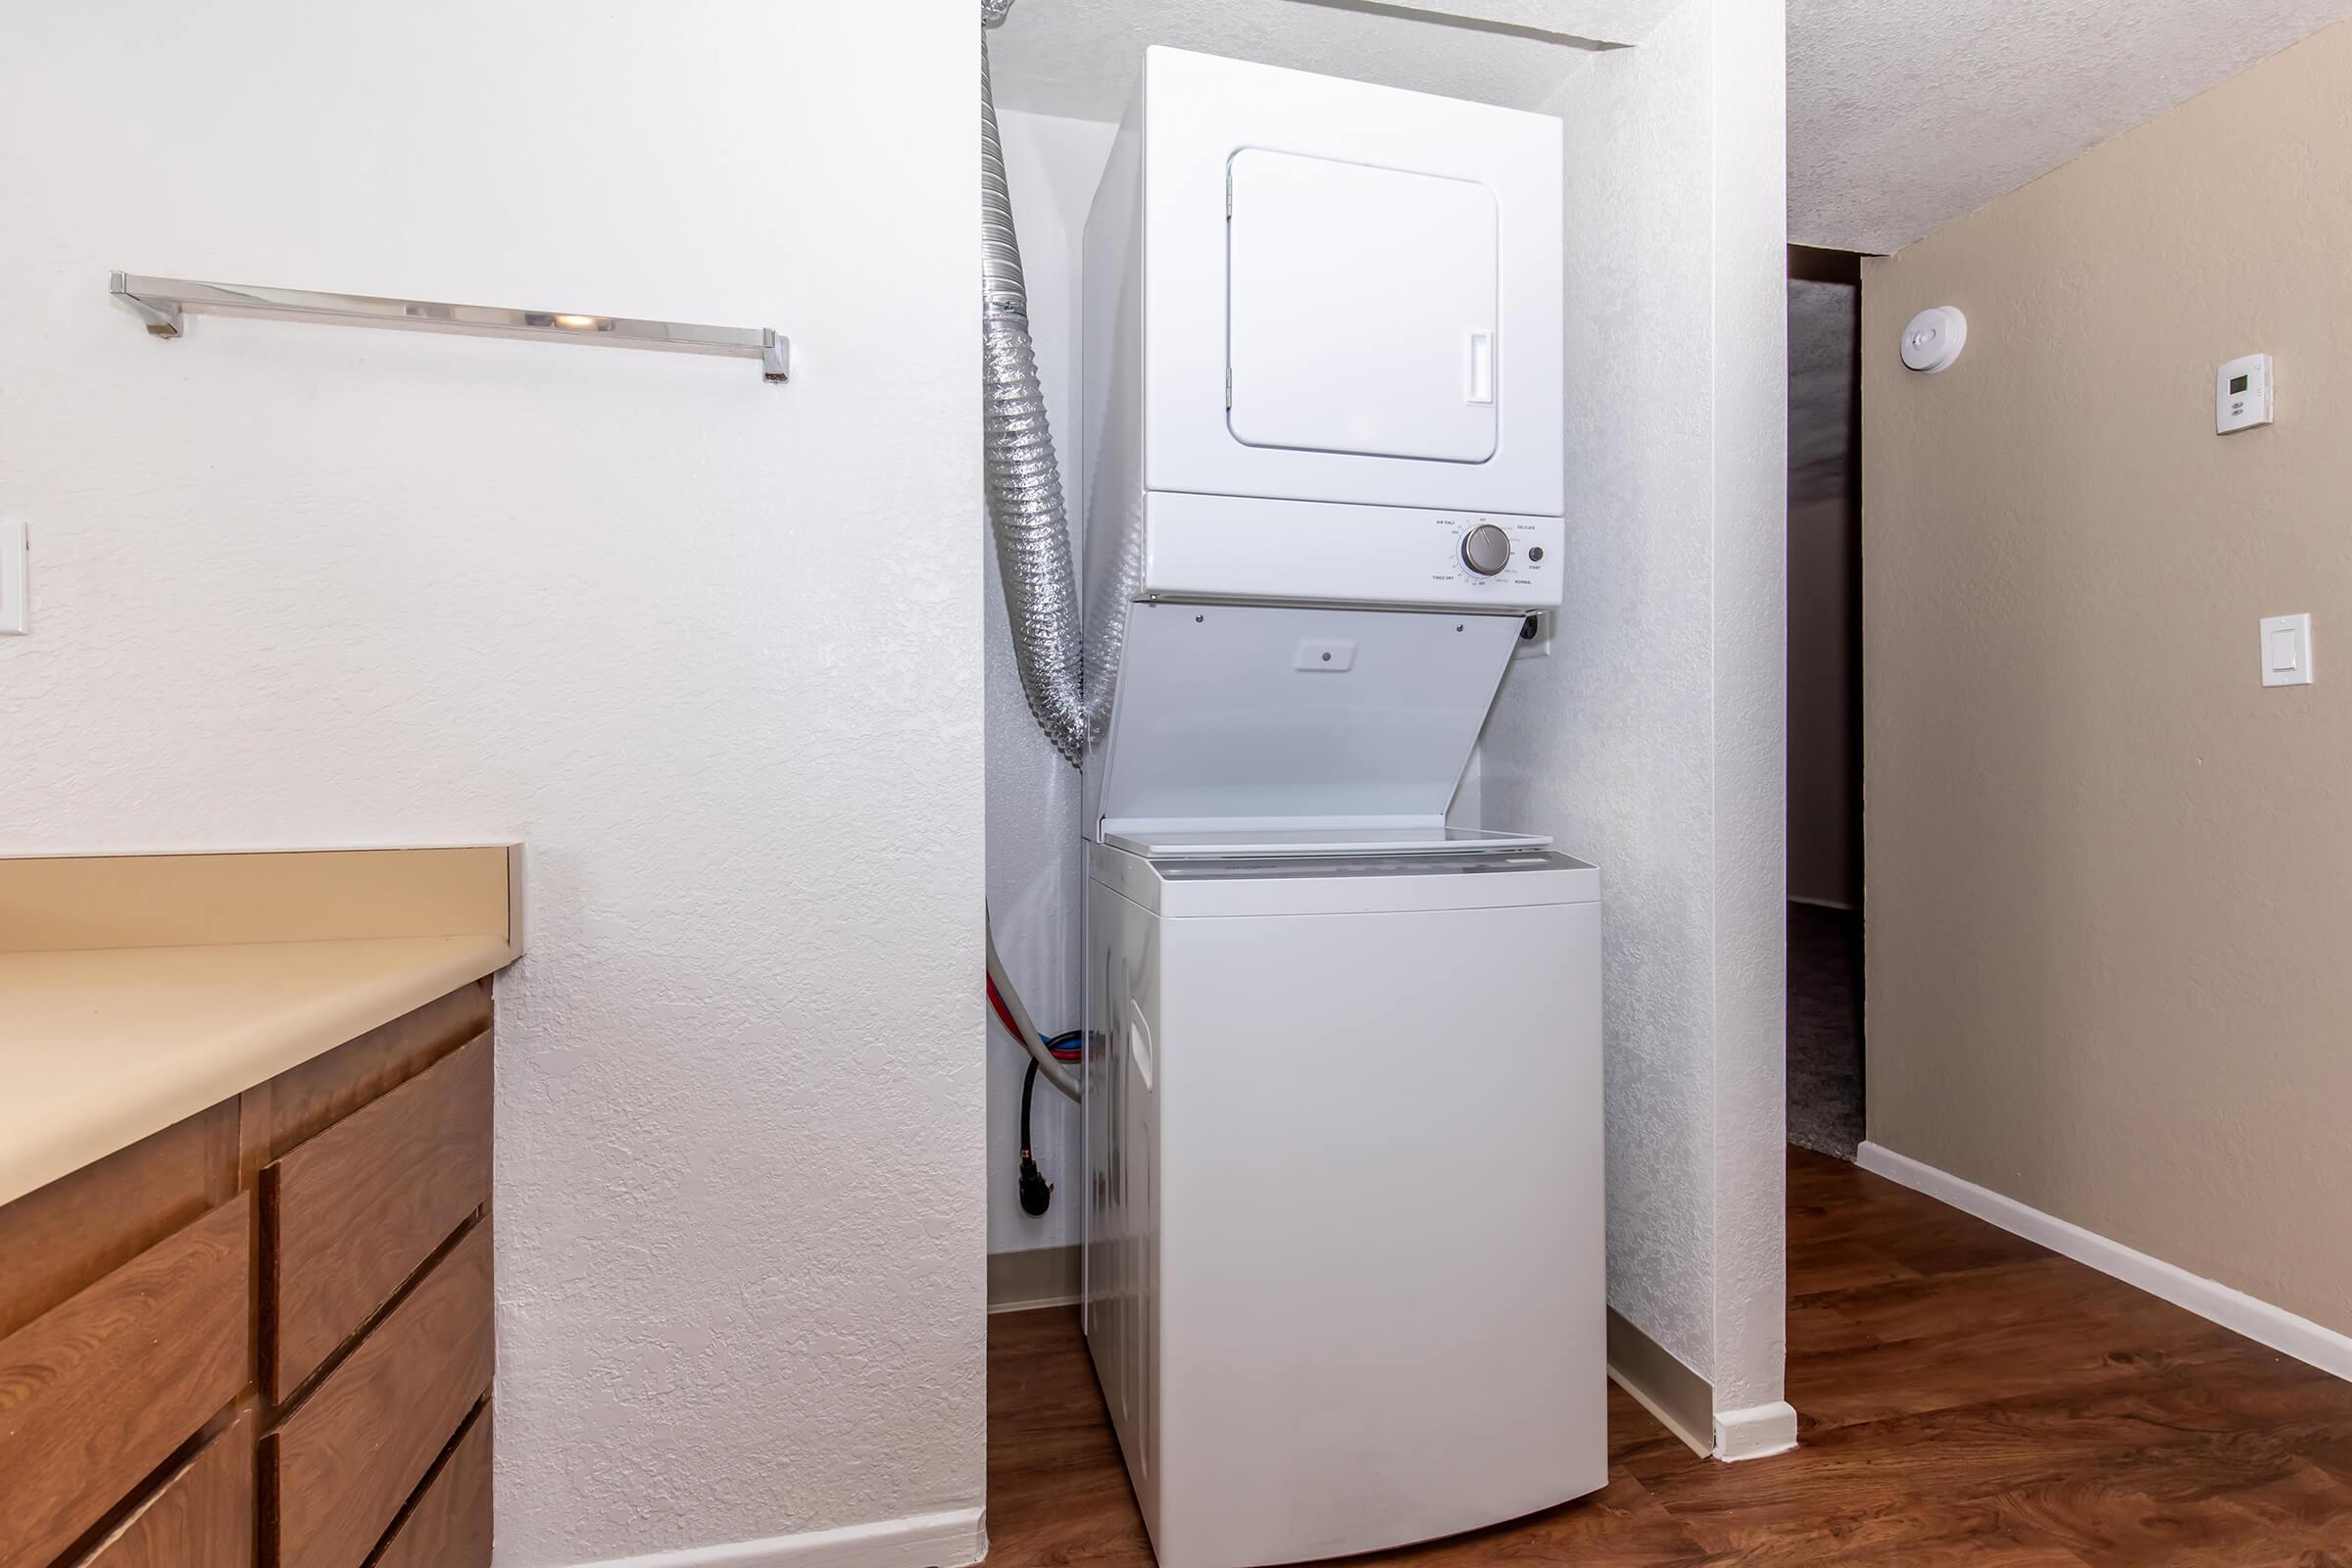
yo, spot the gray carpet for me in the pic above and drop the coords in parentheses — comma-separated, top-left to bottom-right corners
(1788, 903, 1864, 1160)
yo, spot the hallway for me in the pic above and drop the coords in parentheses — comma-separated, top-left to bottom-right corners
(1787, 903, 1864, 1159)
(988, 1150, 2352, 1565)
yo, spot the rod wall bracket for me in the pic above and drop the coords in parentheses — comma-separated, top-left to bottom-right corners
(109, 271, 184, 338)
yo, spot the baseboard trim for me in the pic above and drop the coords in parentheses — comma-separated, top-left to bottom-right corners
(1858, 1140, 2352, 1384)
(564, 1508, 986, 1568)
(1712, 1400, 1799, 1461)
(987, 1244, 1082, 1314)
(1604, 1307, 1713, 1458)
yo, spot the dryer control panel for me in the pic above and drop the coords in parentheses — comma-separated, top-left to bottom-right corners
(1141, 492, 1563, 611)
(1438, 514, 1550, 596)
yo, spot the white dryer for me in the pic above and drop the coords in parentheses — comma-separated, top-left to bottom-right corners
(1078, 48, 1603, 1568)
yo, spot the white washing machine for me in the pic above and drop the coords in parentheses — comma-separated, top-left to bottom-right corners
(1084, 845, 1603, 1568)
(1078, 49, 1603, 1568)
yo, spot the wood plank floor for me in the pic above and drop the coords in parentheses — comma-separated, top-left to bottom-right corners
(987, 1147, 2352, 1566)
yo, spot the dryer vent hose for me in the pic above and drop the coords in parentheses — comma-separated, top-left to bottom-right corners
(982, 3, 1087, 767)
(981, 2, 1082, 1108)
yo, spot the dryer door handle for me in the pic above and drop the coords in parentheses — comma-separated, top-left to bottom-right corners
(1465, 329, 1495, 405)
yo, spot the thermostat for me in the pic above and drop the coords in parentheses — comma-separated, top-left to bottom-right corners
(2217, 354, 2274, 434)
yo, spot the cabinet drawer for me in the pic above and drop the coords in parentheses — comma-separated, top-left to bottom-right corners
(0, 1196, 250, 1568)
(374, 1400, 492, 1568)
(269, 1219, 494, 1568)
(266, 1030, 492, 1398)
(70, 1413, 253, 1568)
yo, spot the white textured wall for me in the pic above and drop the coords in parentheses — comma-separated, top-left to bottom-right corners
(1483, 0, 1787, 1420)
(986, 109, 1115, 1259)
(0, 6, 985, 1565)
(1703, 0, 1791, 1425)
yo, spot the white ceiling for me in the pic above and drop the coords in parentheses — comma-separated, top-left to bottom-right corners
(1790, 0, 2352, 252)
(994, 0, 2352, 257)
(985, 0, 1680, 122)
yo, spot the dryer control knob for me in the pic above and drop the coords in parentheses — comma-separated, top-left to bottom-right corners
(1461, 523, 1511, 576)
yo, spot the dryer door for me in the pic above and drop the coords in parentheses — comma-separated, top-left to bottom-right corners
(1225, 151, 1498, 465)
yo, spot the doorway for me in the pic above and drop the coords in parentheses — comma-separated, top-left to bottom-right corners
(1787, 245, 1865, 1159)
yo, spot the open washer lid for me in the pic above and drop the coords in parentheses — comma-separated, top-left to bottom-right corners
(1089, 842, 1596, 917)
(1094, 602, 1547, 858)
(1102, 824, 1548, 858)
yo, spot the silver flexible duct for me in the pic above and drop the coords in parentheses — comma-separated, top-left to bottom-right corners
(982, 4, 1086, 767)
(983, 0, 1083, 1105)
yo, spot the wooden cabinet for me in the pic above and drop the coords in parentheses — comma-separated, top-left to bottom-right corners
(0, 980, 495, 1568)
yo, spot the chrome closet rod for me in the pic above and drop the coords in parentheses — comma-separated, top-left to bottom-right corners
(108, 272, 790, 382)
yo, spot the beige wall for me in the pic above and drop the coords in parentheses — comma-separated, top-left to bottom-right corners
(1863, 20, 2352, 1336)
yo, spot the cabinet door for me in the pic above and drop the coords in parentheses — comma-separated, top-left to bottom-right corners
(266, 1031, 492, 1399)
(1226, 150, 1499, 464)
(373, 1402, 491, 1568)
(0, 1197, 250, 1568)
(72, 1416, 253, 1568)
(269, 1220, 493, 1568)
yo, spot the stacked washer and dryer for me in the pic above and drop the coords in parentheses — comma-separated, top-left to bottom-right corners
(1073, 47, 1605, 1568)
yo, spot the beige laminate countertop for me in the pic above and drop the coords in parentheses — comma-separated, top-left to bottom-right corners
(0, 936, 514, 1208)
(0, 847, 521, 1209)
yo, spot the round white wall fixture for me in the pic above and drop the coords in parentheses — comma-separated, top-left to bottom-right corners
(1900, 306, 1967, 373)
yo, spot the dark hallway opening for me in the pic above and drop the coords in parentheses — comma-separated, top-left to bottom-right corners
(1788, 244, 1866, 1158)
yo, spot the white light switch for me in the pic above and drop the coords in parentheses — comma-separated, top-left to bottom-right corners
(2261, 612, 2312, 687)
(0, 519, 25, 636)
